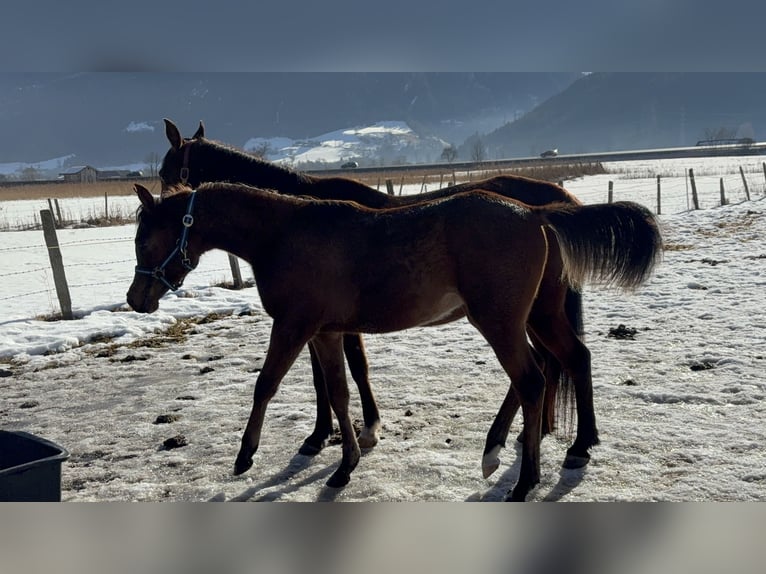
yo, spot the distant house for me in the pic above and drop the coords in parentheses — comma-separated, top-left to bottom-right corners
(59, 165, 98, 183)
(98, 169, 131, 179)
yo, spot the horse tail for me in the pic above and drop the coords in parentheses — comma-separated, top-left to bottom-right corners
(553, 287, 583, 437)
(536, 201, 663, 291)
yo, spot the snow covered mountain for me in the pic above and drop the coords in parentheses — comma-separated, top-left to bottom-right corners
(244, 121, 448, 168)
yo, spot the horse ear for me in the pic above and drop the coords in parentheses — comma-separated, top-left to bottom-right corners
(164, 118, 183, 150)
(134, 184, 156, 212)
(192, 121, 205, 139)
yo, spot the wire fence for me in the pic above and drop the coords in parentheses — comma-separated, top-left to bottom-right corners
(565, 162, 766, 214)
(2, 160, 765, 319)
(0, 227, 248, 320)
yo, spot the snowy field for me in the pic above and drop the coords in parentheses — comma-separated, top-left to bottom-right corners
(1, 155, 765, 501)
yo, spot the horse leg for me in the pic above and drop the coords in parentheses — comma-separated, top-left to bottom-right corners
(312, 333, 361, 488)
(527, 310, 598, 470)
(525, 231, 598, 468)
(464, 291, 545, 501)
(479, 325, 546, 501)
(298, 342, 335, 455)
(482, 382, 520, 479)
(234, 322, 313, 476)
(343, 333, 381, 449)
(511, 335, 558, 445)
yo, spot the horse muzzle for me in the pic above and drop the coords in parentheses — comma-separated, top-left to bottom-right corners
(126, 279, 162, 314)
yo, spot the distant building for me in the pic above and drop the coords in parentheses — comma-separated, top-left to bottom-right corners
(59, 165, 98, 183)
(98, 169, 132, 179)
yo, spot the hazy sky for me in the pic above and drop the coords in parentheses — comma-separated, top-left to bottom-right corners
(2, 2, 765, 71)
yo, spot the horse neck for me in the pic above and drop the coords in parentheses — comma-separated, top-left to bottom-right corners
(197, 141, 311, 191)
(189, 187, 290, 263)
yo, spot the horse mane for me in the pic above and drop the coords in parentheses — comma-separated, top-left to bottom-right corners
(195, 137, 314, 188)
(162, 182, 194, 196)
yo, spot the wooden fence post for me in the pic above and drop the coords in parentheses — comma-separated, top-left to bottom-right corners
(228, 254, 243, 289)
(607, 181, 613, 203)
(385, 179, 394, 196)
(762, 162, 766, 192)
(104, 191, 109, 220)
(688, 168, 700, 210)
(439, 173, 444, 189)
(40, 209, 73, 320)
(47, 199, 57, 228)
(719, 178, 727, 206)
(656, 175, 662, 215)
(420, 174, 427, 193)
(54, 199, 63, 226)
(399, 176, 404, 195)
(739, 166, 751, 201)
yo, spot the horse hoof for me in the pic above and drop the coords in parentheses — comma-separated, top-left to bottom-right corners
(298, 440, 324, 456)
(504, 488, 528, 502)
(357, 427, 379, 449)
(563, 451, 590, 469)
(326, 469, 351, 488)
(482, 445, 502, 479)
(233, 454, 253, 476)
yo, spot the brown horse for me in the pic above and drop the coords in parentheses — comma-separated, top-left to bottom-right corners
(158, 119, 595, 473)
(127, 182, 662, 501)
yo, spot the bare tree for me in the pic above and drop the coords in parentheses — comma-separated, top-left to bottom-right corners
(440, 144, 458, 163)
(703, 127, 737, 142)
(470, 136, 486, 163)
(145, 152, 161, 178)
(250, 142, 271, 159)
(21, 167, 39, 181)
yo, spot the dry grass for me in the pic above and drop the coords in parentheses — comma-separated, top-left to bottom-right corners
(0, 179, 162, 201)
(342, 162, 606, 190)
(0, 163, 604, 203)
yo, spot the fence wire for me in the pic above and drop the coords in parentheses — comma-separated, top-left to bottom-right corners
(2, 162, 765, 318)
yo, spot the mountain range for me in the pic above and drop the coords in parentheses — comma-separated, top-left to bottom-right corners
(2, 73, 765, 176)
(0, 72, 578, 171)
(480, 73, 766, 158)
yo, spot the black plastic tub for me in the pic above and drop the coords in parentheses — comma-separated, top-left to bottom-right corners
(0, 430, 69, 501)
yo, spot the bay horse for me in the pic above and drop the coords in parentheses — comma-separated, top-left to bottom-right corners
(127, 182, 662, 501)
(158, 119, 595, 474)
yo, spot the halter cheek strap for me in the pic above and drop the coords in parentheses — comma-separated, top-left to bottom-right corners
(179, 143, 192, 185)
(135, 191, 197, 292)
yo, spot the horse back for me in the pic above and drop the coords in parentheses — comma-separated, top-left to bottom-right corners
(455, 175, 581, 207)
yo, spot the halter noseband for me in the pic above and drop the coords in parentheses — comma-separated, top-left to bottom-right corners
(135, 191, 197, 292)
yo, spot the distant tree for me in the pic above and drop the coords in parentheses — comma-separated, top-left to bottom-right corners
(145, 152, 161, 177)
(440, 144, 458, 163)
(250, 142, 271, 159)
(470, 135, 486, 163)
(702, 127, 737, 142)
(21, 167, 39, 181)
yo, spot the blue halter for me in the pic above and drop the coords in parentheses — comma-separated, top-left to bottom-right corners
(135, 191, 197, 291)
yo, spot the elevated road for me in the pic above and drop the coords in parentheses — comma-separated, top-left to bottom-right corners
(308, 142, 766, 177)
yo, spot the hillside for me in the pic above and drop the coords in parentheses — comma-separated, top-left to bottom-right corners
(0, 73, 579, 170)
(481, 73, 766, 158)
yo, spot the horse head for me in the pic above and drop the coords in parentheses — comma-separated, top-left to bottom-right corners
(159, 118, 205, 196)
(127, 184, 200, 313)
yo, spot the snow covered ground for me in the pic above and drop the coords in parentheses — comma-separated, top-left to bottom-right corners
(1, 156, 765, 501)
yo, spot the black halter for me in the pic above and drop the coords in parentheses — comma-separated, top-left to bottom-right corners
(134, 192, 197, 291)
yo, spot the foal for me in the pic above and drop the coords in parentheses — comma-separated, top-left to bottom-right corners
(158, 119, 596, 472)
(127, 182, 662, 501)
